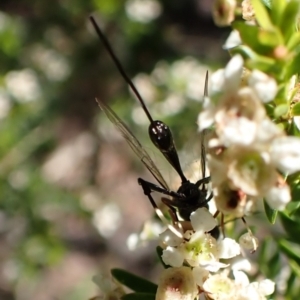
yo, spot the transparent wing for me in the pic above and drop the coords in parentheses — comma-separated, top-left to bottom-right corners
(96, 98, 170, 190)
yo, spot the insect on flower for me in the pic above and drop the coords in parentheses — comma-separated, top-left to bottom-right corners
(90, 16, 218, 238)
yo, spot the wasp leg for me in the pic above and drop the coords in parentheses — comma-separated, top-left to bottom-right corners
(138, 178, 184, 199)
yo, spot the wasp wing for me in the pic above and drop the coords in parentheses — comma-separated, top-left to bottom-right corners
(96, 98, 170, 190)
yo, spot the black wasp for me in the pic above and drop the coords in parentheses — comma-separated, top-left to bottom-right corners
(90, 16, 218, 238)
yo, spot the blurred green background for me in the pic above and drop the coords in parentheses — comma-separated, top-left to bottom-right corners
(0, 1, 229, 299)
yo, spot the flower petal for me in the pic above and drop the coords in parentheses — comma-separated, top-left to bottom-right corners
(265, 183, 291, 211)
(217, 237, 241, 259)
(162, 246, 184, 267)
(249, 70, 277, 103)
(224, 55, 244, 93)
(190, 208, 217, 232)
(270, 136, 300, 174)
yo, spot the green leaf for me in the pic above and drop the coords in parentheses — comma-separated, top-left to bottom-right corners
(274, 104, 289, 117)
(286, 271, 297, 297)
(257, 29, 282, 48)
(270, 0, 286, 26)
(263, 199, 278, 224)
(287, 32, 300, 51)
(279, 212, 300, 242)
(285, 50, 300, 79)
(278, 239, 300, 265)
(280, 1, 300, 43)
(121, 293, 156, 300)
(111, 269, 157, 294)
(252, 0, 274, 30)
(292, 102, 300, 116)
(233, 22, 274, 55)
(156, 246, 169, 269)
(290, 181, 300, 208)
(289, 259, 300, 278)
(268, 251, 281, 278)
(232, 45, 277, 73)
(286, 201, 300, 216)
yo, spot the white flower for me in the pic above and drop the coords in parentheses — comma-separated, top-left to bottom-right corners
(214, 87, 266, 146)
(270, 136, 300, 174)
(202, 272, 235, 298)
(249, 70, 278, 103)
(190, 207, 217, 233)
(225, 146, 277, 197)
(156, 267, 198, 300)
(233, 271, 275, 299)
(182, 231, 218, 267)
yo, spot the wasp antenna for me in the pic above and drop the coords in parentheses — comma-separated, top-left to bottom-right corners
(204, 70, 209, 98)
(200, 71, 209, 182)
(89, 16, 154, 123)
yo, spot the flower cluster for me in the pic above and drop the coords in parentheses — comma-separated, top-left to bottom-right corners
(198, 55, 300, 217)
(156, 208, 274, 299)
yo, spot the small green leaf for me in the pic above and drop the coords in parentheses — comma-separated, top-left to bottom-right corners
(280, 1, 300, 42)
(286, 201, 300, 216)
(274, 104, 289, 118)
(289, 259, 300, 278)
(258, 29, 282, 48)
(252, 0, 274, 30)
(274, 104, 289, 117)
(287, 32, 300, 51)
(232, 45, 277, 73)
(285, 51, 300, 78)
(270, 0, 286, 26)
(268, 251, 281, 278)
(121, 293, 156, 300)
(279, 212, 300, 242)
(111, 269, 157, 294)
(278, 239, 300, 265)
(292, 102, 300, 116)
(291, 182, 300, 203)
(263, 199, 278, 224)
(233, 22, 274, 55)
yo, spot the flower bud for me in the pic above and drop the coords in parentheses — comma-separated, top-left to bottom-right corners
(213, 0, 236, 27)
